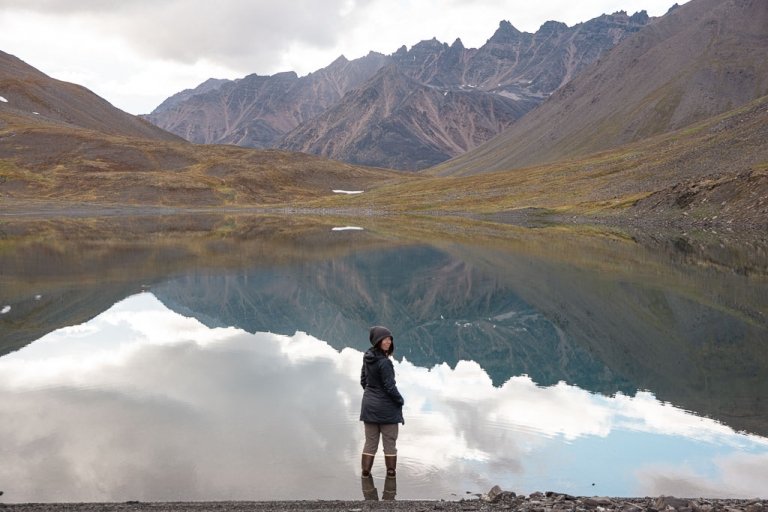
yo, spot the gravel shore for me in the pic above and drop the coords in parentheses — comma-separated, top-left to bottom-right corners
(2, 489, 765, 512)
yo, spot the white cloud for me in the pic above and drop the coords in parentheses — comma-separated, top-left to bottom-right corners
(0, 1, 689, 114)
(636, 453, 768, 498)
(2, 291, 763, 502)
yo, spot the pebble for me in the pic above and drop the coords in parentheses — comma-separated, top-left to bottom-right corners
(474, 488, 767, 512)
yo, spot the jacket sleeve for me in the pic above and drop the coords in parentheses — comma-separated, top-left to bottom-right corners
(380, 359, 404, 406)
(360, 362, 367, 390)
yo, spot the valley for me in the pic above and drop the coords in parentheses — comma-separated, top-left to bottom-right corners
(0, 0, 766, 232)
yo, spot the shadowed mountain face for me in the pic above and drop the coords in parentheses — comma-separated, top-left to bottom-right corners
(143, 52, 390, 148)
(434, 0, 768, 176)
(277, 65, 535, 170)
(146, 11, 648, 170)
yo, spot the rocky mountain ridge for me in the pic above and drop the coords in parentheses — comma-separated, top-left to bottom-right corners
(276, 64, 535, 170)
(433, 0, 768, 175)
(144, 52, 390, 148)
(145, 11, 650, 169)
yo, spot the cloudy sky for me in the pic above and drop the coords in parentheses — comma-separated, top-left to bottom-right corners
(0, 0, 688, 115)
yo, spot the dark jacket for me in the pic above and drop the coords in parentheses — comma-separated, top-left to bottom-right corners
(359, 347, 404, 424)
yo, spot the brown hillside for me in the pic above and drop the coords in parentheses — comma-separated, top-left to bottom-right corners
(0, 110, 404, 207)
(312, 94, 768, 229)
(0, 50, 403, 209)
(433, 0, 768, 176)
(0, 50, 180, 141)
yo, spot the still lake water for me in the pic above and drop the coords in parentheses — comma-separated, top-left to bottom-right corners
(1, 214, 767, 502)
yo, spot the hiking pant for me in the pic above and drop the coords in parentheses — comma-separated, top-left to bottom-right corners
(363, 422, 399, 456)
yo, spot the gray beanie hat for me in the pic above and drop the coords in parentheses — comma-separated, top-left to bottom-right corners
(369, 325, 393, 346)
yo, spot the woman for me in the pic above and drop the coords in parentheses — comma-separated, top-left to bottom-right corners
(359, 325, 405, 477)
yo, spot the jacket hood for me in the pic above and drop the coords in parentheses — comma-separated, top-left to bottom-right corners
(369, 326, 393, 346)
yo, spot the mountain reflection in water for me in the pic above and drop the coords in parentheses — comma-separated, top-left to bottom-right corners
(2, 216, 768, 501)
(0, 293, 766, 503)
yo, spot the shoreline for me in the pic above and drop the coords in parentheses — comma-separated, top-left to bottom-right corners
(2, 492, 766, 512)
(1, 199, 765, 234)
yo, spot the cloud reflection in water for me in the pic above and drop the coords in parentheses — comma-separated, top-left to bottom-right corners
(0, 293, 766, 502)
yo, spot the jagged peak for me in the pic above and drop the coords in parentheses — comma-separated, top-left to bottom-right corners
(498, 20, 518, 31)
(198, 78, 230, 89)
(538, 20, 568, 33)
(630, 10, 650, 23)
(451, 38, 465, 49)
(272, 70, 299, 80)
(488, 20, 522, 43)
(242, 70, 298, 82)
(330, 55, 349, 66)
(413, 37, 445, 49)
(580, 9, 650, 28)
(393, 45, 408, 57)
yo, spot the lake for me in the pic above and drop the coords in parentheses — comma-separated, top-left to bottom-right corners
(1, 214, 767, 502)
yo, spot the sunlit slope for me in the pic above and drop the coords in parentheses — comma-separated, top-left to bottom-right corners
(0, 49, 406, 207)
(316, 95, 768, 225)
(0, 110, 405, 206)
(0, 50, 180, 141)
(430, 0, 768, 176)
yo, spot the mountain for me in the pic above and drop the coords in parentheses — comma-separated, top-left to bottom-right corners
(277, 64, 534, 170)
(312, 93, 768, 230)
(433, 0, 768, 176)
(147, 11, 649, 170)
(143, 52, 390, 148)
(150, 77, 232, 114)
(0, 51, 402, 207)
(391, 11, 650, 100)
(0, 50, 180, 141)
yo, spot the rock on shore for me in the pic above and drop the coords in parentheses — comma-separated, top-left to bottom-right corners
(479, 488, 765, 512)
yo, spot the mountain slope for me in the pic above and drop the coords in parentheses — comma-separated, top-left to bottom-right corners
(433, 0, 768, 176)
(143, 52, 390, 148)
(394, 11, 649, 98)
(0, 112, 403, 206)
(0, 51, 404, 208)
(310, 94, 768, 229)
(147, 11, 648, 170)
(0, 50, 179, 141)
(278, 65, 534, 170)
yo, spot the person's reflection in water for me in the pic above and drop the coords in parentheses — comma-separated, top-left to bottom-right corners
(360, 474, 397, 501)
(359, 326, 405, 482)
(383, 474, 397, 500)
(361, 475, 378, 501)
